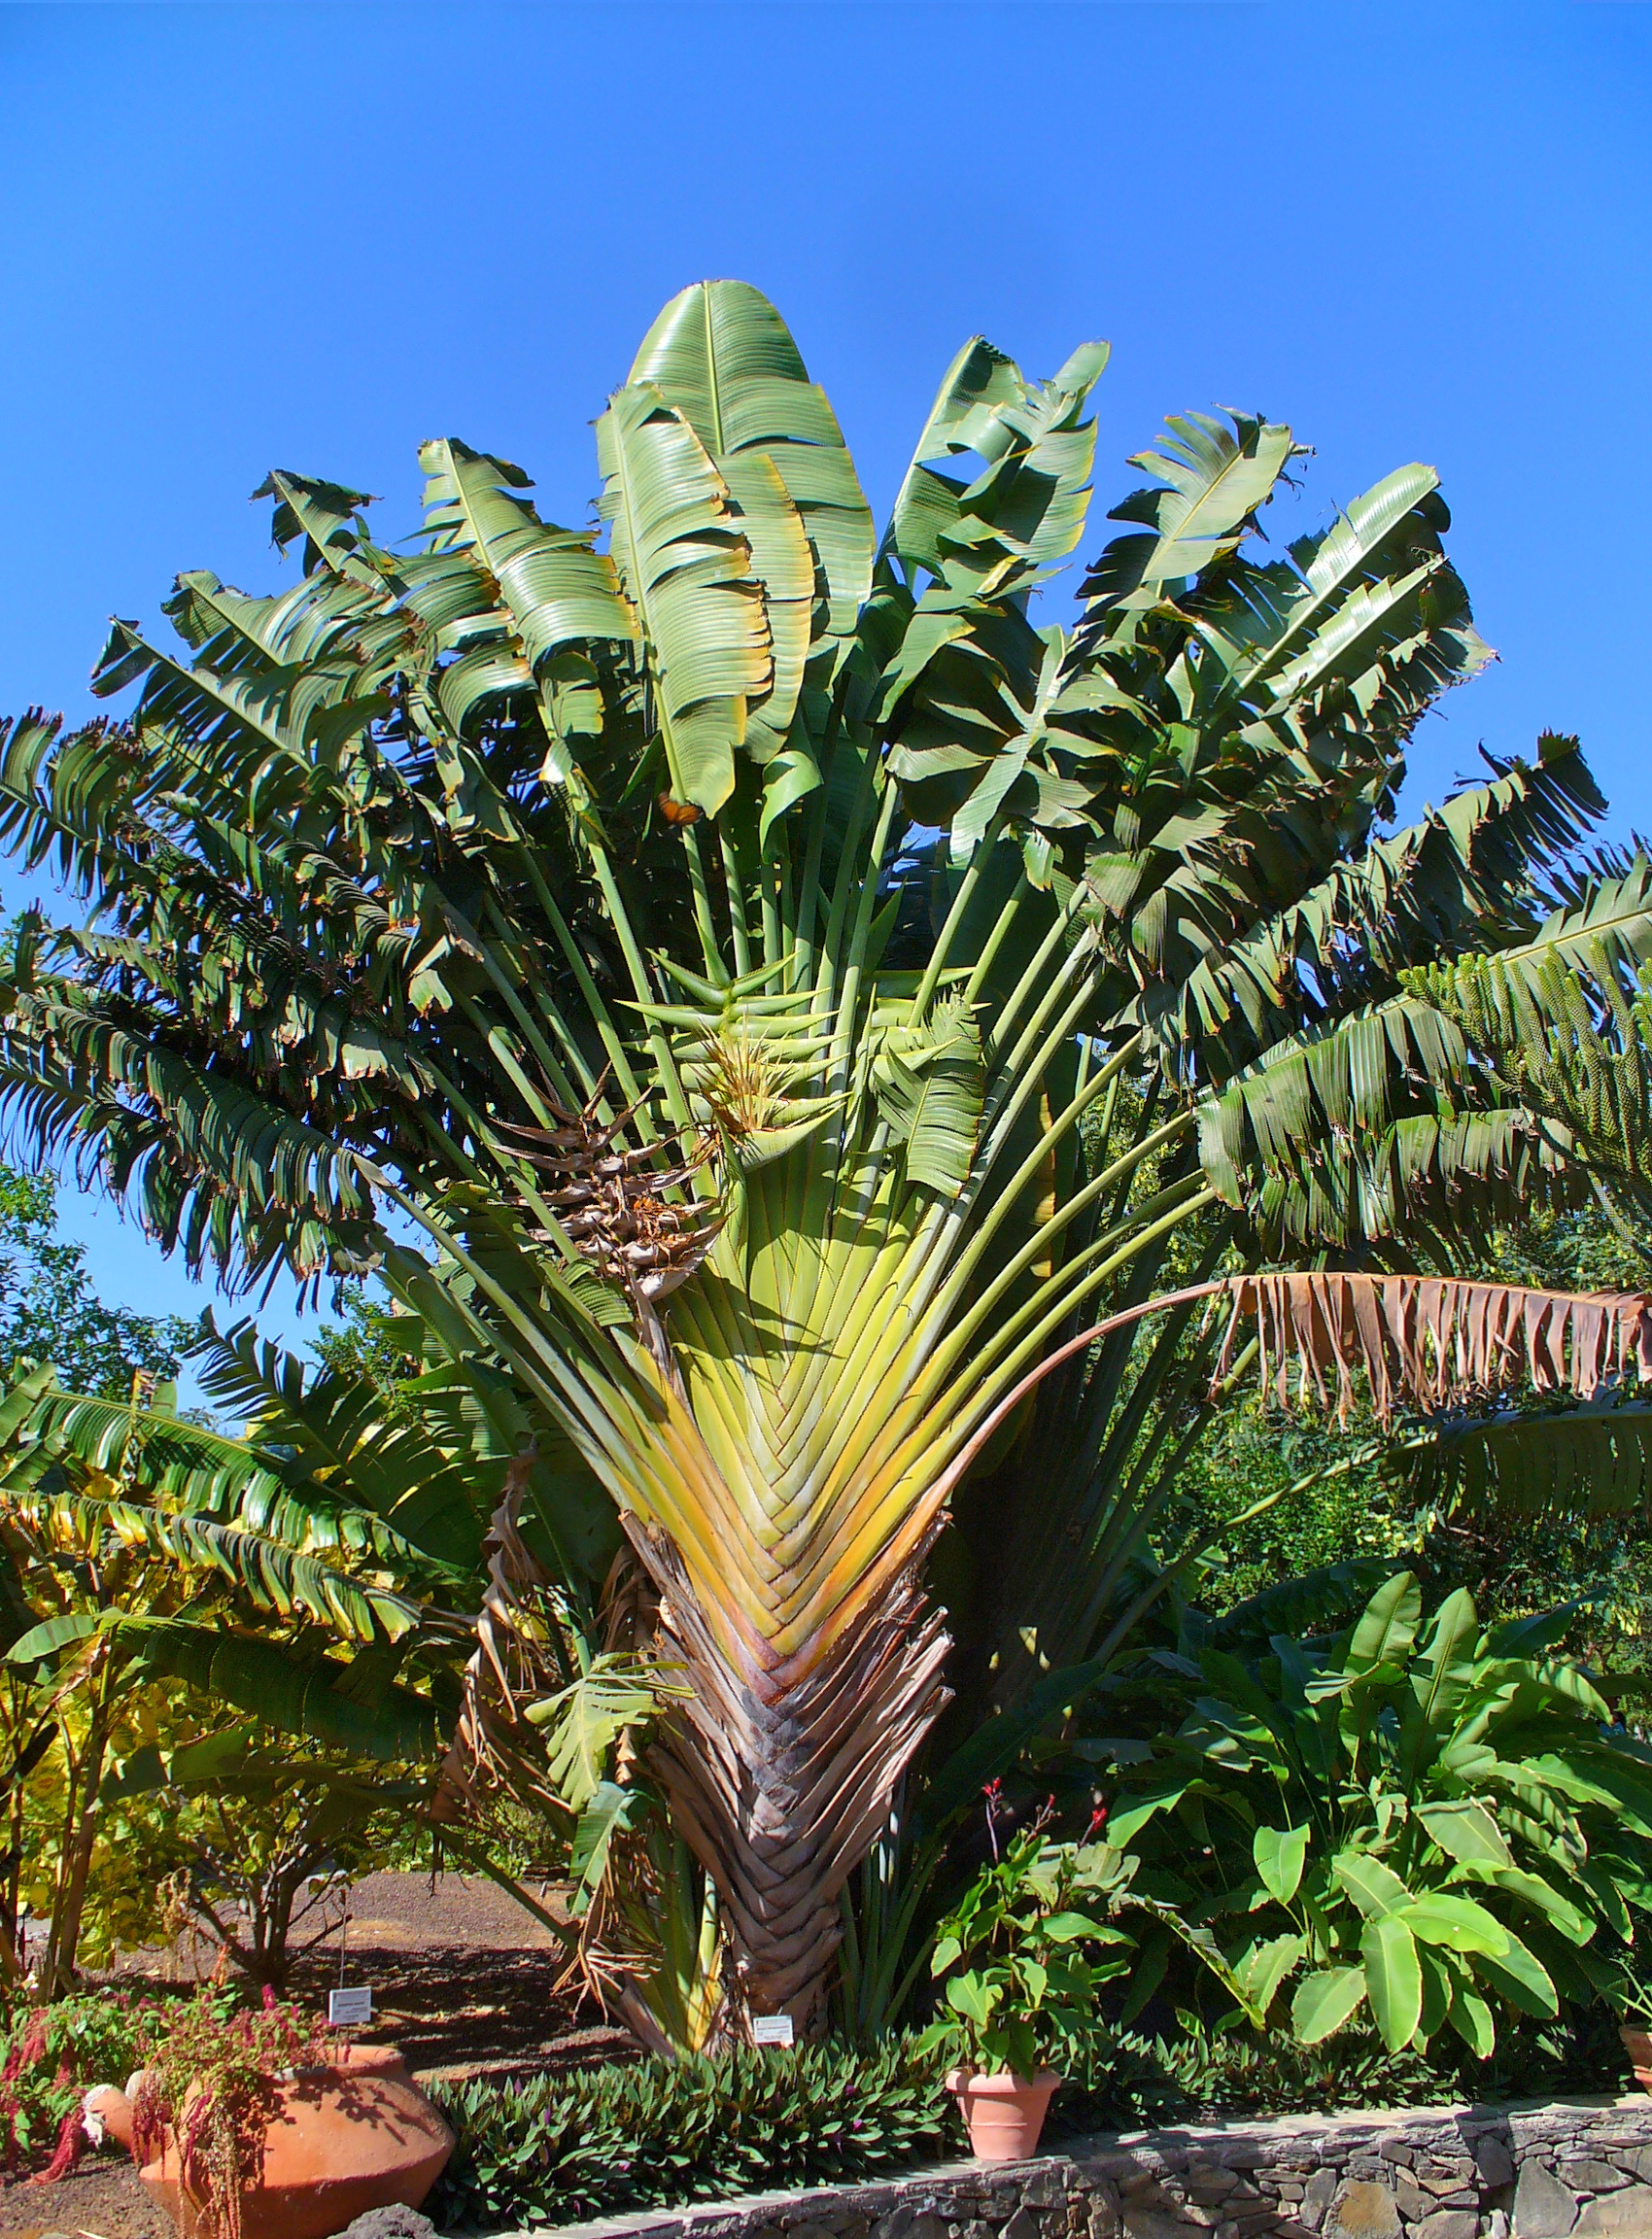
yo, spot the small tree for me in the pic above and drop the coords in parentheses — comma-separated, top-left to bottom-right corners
(0, 1164, 190, 1397)
(111, 1738, 416, 1990)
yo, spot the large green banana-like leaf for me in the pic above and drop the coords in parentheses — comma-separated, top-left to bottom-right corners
(1402, 856, 1652, 1219)
(189, 1316, 495, 1569)
(9, 1486, 425, 1642)
(117, 1619, 440, 1760)
(1401, 1401, 1652, 1518)
(1081, 411, 1302, 615)
(252, 469, 386, 585)
(630, 278, 875, 680)
(528, 1652, 682, 1814)
(1168, 737, 1605, 1072)
(597, 382, 772, 813)
(1198, 857, 1652, 1251)
(415, 439, 635, 760)
(883, 334, 1024, 570)
(1230, 462, 1444, 692)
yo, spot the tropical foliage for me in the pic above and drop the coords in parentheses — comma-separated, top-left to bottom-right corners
(429, 2038, 947, 2233)
(1094, 1572, 1652, 2056)
(2, 276, 1646, 2032)
(0, 1328, 707, 2020)
(0, 1164, 189, 1396)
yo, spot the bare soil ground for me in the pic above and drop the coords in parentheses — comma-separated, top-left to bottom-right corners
(0, 1872, 637, 2239)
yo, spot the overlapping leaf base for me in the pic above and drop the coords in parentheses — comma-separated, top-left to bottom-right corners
(641, 1528, 949, 2025)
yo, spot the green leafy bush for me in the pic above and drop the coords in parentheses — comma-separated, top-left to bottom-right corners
(1096, 1571, 1652, 2055)
(0, 1990, 148, 2171)
(428, 2041, 948, 2231)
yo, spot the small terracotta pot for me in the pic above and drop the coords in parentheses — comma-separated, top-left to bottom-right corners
(1621, 2024, 1652, 2094)
(133, 2042, 453, 2239)
(946, 2066, 1059, 2162)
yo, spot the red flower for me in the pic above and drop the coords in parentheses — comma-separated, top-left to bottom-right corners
(1085, 1804, 1109, 1840)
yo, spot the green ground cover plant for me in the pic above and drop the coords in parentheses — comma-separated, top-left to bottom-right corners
(428, 2040, 949, 2231)
(426, 2003, 1636, 2231)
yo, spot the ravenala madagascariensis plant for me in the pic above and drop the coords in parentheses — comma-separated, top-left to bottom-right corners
(2, 282, 1644, 2026)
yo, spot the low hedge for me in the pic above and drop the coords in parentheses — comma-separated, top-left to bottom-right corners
(1053, 2007, 1632, 2135)
(427, 2038, 949, 2232)
(428, 2010, 1635, 2234)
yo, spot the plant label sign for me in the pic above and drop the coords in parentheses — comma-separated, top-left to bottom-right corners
(751, 2015, 794, 2048)
(328, 1986, 373, 2027)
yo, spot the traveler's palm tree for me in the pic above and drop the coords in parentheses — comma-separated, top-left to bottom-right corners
(4, 282, 1648, 2023)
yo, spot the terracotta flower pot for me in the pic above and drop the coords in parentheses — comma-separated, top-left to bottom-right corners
(84, 2083, 137, 2151)
(127, 2042, 453, 2239)
(1621, 2024, 1652, 2094)
(946, 2066, 1059, 2162)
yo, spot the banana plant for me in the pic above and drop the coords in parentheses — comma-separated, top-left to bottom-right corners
(0, 1337, 705, 2030)
(1, 279, 1642, 2026)
(1094, 1571, 1652, 2056)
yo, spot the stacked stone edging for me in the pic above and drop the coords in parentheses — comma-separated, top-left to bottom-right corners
(512, 2095, 1652, 2239)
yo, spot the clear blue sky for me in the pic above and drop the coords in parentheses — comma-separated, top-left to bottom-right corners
(1, 1, 1648, 1386)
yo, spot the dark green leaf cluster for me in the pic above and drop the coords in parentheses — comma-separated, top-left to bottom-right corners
(1050, 2007, 1630, 2133)
(1091, 1572, 1652, 2056)
(427, 2040, 949, 2232)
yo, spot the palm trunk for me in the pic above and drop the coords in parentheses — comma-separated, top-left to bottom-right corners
(639, 1531, 951, 2028)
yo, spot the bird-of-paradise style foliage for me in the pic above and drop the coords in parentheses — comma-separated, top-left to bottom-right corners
(1097, 1570, 1652, 2057)
(2, 281, 1645, 2026)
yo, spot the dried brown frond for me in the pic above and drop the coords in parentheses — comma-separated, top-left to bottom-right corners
(1217, 1270, 1652, 1425)
(430, 1456, 566, 1827)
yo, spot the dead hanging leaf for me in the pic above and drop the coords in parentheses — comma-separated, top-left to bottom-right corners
(494, 1074, 721, 1306)
(932, 1272, 1652, 1520)
(1216, 1271, 1652, 1425)
(430, 1454, 566, 1827)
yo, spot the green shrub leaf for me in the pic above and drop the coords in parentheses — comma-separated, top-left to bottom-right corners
(1291, 1965, 1368, 2045)
(1254, 1823, 1310, 1905)
(1360, 1916, 1423, 2052)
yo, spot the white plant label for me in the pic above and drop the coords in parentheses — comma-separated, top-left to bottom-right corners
(751, 2015, 794, 2047)
(328, 1986, 373, 2027)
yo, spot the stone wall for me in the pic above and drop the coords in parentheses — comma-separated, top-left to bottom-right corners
(530, 2097, 1652, 2239)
